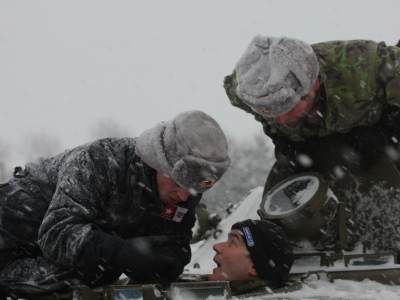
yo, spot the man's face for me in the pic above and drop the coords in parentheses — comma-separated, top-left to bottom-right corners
(156, 172, 191, 205)
(276, 92, 316, 127)
(209, 229, 256, 281)
(276, 79, 319, 127)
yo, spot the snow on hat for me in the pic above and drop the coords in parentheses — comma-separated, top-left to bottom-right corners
(236, 35, 319, 117)
(232, 219, 294, 283)
(135, 110, 231, 193)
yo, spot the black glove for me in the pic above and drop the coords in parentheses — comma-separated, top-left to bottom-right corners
(79, 232, 177, 284)
(114, 236, 177, 283)
(345, 126, 392, 171)
(274, 136, 313, 173)
(125, 235, 170, 252)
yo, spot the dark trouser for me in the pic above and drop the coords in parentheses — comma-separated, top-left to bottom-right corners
(0, 253, 75, 298)
(0, 249, 121, 298)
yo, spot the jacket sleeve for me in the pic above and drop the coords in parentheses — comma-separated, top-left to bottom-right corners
(37, 138, 133, 268)
(148, 194, 202, 281)
(375, 42, 400, 107)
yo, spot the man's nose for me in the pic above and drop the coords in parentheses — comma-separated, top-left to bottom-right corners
(177, 188, 191, 202)
(277, 112, 290, 124)
(213, 242, 223, 253)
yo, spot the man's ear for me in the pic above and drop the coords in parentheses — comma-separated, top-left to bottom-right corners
(312, 78, 320, 91)
(248, 265, 258, 277)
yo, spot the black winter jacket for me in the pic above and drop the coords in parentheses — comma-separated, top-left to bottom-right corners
(0, 138, 201, 282)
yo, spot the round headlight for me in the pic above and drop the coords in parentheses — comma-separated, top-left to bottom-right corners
(258, 172, 336, 241)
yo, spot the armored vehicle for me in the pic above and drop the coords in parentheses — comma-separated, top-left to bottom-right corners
(258, 134, 400, 286)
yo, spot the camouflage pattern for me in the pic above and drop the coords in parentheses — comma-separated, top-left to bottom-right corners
(224, 40, 400, 142)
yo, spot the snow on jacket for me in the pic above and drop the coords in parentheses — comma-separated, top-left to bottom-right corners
(0, 138, 201, 279)
(224, 40, 400, 142)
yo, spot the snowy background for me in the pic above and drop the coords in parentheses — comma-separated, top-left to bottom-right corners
(1, 0, 400, 169)
(2, 1, 400, 298)
(2, 0, 400, 213)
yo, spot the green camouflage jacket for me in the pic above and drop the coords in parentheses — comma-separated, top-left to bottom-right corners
(224, 40, 400, 142)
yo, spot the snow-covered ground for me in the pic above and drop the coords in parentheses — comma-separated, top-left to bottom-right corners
(188, 187, 400, 300)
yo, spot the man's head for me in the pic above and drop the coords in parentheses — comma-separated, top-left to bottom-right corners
(135, 110, 231, 197)
(209, 229, 258, 281)
(235, 35, 319, 124)
(156, 172, 191, 204)
(275, 78, 320, 127)
(209, 219, 294, 283)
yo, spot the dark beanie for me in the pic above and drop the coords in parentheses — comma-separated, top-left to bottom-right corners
(231, 219, 294, 283)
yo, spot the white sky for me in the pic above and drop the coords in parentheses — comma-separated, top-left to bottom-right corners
(1, 0, 400, 168)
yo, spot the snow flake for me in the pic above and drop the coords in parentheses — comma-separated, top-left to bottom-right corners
(269, 259, 276, 267)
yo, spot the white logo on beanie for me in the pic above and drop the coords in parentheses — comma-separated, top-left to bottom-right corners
(243, 227, 255, 247)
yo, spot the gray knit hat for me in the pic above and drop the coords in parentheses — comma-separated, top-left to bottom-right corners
(135, 110, 231, 193)
(236, 35, 319, 117)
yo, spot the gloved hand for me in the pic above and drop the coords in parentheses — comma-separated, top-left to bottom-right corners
(114, 235, 176, 282)
(79, 232, 177, 285)
(274, 136, 313, 173)
(345, 126, 391, 171)
(125, 235, 170, 252)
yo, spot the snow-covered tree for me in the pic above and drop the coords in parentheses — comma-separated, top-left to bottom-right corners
(21, 132, 63, 162)
(90, 118, 132, 139)
(0, 138, 12, 182)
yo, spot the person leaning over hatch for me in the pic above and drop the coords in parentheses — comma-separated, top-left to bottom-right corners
(224, 35, 400, 173)
(208, 219, 294, 296)
(0, 110, 231, 298)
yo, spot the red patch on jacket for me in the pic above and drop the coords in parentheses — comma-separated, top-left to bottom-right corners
(161, 204, 177, 219)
